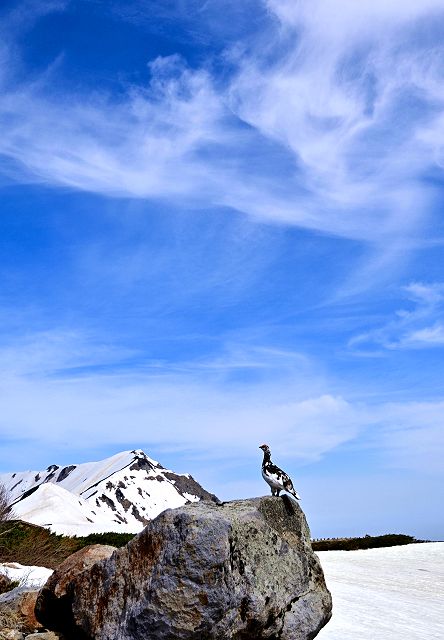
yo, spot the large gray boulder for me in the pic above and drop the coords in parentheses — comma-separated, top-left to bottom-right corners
(36, 497, 332, 640)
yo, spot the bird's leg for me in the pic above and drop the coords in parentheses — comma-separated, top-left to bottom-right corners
(271, 488, 276, 496)
(276, 489, 281, 496)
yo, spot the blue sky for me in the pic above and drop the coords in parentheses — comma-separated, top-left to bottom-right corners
(0, 0, 443, 540)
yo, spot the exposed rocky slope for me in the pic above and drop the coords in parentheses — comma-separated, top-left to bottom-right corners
(0, 450, 217, 535)
(36, 496, 332, 640)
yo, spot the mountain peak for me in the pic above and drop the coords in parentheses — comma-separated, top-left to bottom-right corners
(1, 449, 218, 536)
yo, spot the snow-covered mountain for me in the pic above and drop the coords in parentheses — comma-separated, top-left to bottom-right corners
(0, 449, 218, 536)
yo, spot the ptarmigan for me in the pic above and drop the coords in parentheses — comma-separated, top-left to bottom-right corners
(259, 444, 301, 500)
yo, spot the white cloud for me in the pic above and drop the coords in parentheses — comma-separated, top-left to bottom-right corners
(371, 400, 444, 474)
(1, 329, 443, 475)
(2, 351, 443, 493)
(0, 331, 136, 376)
(230, 0, 444, 238)
(267, 0, 444, 33)
(0, 0, 443, 253)
(350, 282, 444, 350)
(0, 366, 360, 461)
(402, 323, 444, 345)
(403, 282, 444, 306)
(0, 331, 362, 467)
(0, 54, 228, 198)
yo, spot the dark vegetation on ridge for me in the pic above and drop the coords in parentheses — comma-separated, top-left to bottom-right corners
(0, 520, 134, 569)
(311, 533, 424, 551)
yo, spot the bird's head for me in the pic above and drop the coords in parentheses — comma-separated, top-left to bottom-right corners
(259, 444, 270, 454)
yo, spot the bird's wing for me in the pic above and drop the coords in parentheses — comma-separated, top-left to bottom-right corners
(269, 464, 294, 489)
(264, 462, 300, 498)
(264, 462, 286, 484)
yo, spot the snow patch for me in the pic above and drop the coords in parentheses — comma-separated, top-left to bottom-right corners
(0, 562, 52, 589)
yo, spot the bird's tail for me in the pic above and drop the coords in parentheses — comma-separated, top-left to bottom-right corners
(284, 478, 301, 500)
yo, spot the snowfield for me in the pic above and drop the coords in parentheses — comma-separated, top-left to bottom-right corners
(0, 562, 52, 589)
(317, 542, 444, 640)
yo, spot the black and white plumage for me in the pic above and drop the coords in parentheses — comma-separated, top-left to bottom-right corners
(259, 444, 301, 500)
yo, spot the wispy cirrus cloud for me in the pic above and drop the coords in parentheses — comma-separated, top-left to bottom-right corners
(0, 0, 443, 253)
(404, 324, 444, 345)
(229, 0, 444, 239)
(0, 53, 228, 197)
(350, 282, 444, 350)
(371, 398, 444, 474)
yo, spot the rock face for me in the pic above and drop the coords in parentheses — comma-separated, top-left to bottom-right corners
(36, 497, 332, 640)
(38, 546, 116, 602)
(35, 546, 116, 636)
(0, 587, 43, 633)
(0, 582, 68, 639)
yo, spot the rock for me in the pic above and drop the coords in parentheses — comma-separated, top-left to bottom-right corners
(36, 497, 332, 640)
(35, 545, 116, 636)
(0, 574, 14, 595)
(0, 587, 42, 634)
(0, 629, 24, 640)
(38, 545, 116, 602)
(24, 633, 64, 639)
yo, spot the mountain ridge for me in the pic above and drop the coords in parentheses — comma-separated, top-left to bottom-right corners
(1, 449, 218, 536)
